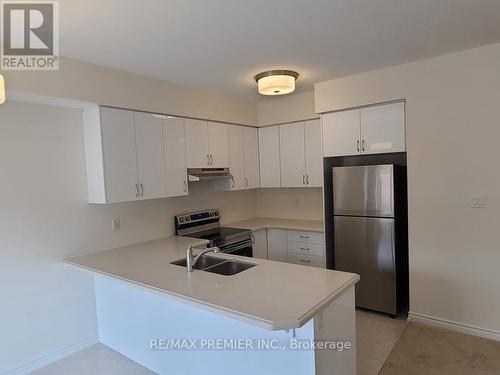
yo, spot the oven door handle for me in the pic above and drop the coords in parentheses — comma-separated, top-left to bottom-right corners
(220, 241, 252, 254)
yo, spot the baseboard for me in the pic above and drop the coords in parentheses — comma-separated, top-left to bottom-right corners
(3, 336, 98, 375)
(408, 311, 500, 342)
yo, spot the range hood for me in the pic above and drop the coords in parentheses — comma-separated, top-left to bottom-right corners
(187, 168, 233, 182)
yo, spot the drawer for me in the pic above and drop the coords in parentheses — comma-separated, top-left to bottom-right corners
(287, 253, 325, 268)
(287, 241, 325, 257)
(286, 230, 324, 244)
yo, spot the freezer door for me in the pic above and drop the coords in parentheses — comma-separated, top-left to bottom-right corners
(333, 164, 394, 217)
(334, 216, 396, 314)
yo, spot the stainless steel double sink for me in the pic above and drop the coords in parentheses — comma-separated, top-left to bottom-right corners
(171, 256, 256, 276)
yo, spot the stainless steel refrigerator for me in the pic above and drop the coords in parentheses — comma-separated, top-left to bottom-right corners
(333, 164, 405, 316)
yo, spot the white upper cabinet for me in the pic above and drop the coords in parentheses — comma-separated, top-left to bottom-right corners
(243, 127, 260, 189)
(83, 106, 167, 204)
(163, 117, 188, 197)
(185, 119, 210, 168)
(186, 120, 229, 168)
(322, 102, 405, 157)
(304, 119, 323, 187)
(280, 122, 306, 187)
(98, 107, 138, 203)
(207, 122, 229, 168)
(227, 125, 245, 190)
(277, 119, 323, 188)
(134, 112, 167, 200)
(322, 109, 361, 157)
(258, 126, 281, 188)
(360, 102, 405, 154)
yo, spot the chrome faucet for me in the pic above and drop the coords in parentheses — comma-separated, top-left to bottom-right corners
(186, 243, 220, 272)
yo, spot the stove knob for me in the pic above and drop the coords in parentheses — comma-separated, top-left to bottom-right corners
(209, 212, 214, 217)
(215, 211, 219, 217)
(179, 217, 185, 223)
(186, 217, 191, 222)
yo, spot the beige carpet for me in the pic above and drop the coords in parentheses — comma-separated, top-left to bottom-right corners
(380, 323, 500, 375)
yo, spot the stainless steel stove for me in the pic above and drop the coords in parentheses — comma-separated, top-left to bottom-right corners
(175, 209, 253, 257)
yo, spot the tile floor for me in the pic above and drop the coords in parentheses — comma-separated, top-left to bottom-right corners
(380, 323, 500, 375)
(31, 309, 406, 375)
(31, 343, 155, 375)
(356, 309, 408, 374)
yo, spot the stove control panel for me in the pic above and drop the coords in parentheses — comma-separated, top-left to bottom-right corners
(175, 209, 220, 229)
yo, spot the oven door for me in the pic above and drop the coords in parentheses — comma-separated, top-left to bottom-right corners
(220, 239, 253, 257)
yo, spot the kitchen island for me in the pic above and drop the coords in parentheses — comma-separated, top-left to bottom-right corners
(66, 236, 359, 375)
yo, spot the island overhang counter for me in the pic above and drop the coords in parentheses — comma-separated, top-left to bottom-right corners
(66, 236, 360, 375)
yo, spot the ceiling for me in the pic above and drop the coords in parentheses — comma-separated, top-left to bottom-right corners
(59, 0, 500, 98)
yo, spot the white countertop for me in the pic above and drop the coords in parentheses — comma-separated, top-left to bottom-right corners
(65, 236, 358, 331)
(225, 217, 324, 232)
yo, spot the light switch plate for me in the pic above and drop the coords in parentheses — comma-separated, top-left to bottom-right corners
(472, 194, 487, 208)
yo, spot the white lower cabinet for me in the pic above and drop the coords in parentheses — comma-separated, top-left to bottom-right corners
(266, 229, 287, 262)
(287, 253, 325, 268)
(260, 228, 326, 268)
(251, 229, 268, 259)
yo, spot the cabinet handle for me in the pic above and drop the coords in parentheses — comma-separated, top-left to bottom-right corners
(184, 180, 188, 193)
(300, 248, 310, 251)
(251, 234, 255, 245)
(302, 175, 306, 185)
(299, 235, 310, 239)
(135, 184, 140, 198)
(245, 177, 248, 187)
(207, 154, 210, 165)
(210, 155, 214, 165)
(300, 259, 311, 263)
(357, 139, 360, 152)
(362, 139, 365, 152)
(232, 177, 235, 189)
(306, 175, 309, 185)
(140, 183, 144, 197)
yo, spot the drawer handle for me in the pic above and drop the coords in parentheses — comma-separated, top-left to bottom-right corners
(300, 259, 311, 263)
(299, 235, 310, 239)
(300, 248, 310, 251)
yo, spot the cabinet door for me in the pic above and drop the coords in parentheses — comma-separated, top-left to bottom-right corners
(360, 102, 405, 154)
(186, 119, 209, 168)
(251, 229, 268, 259)
(163, 117, 188, 197)
(258, 126, 281, 188)
(267, 229, 287, 262)
(100, 107, 139, 203)
(280, 122, 306, 187)
(322, 109, 361, 157)
(134, 112, 166, 200)
(304, 119, 323, 187)
(208, 122, 229, 168)
(227, 125, 245, 190)
(243, 127, 260, 189)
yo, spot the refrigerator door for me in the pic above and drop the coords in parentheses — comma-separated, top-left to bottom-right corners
(333, 164, 394, 217)
(334, 216, 396, 314)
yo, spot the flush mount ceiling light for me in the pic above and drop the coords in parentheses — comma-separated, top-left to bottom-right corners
(0, 73, 5, 104)
(254, 70, 299, 96)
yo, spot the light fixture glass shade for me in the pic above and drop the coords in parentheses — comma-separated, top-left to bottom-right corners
(0, 74, 5, 104)
(255, 70, 298, 96)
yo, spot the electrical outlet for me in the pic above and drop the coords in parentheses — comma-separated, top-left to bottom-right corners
(472, 194, 487, 208)
(112, 218, 121, 231)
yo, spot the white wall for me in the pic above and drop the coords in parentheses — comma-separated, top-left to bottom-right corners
(0, 101, 257, 373)
(315, 43, 500, 334)
(2, 56, 257, 126)
(256, 188, 323, 221)
(257, 91, 317, 126)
